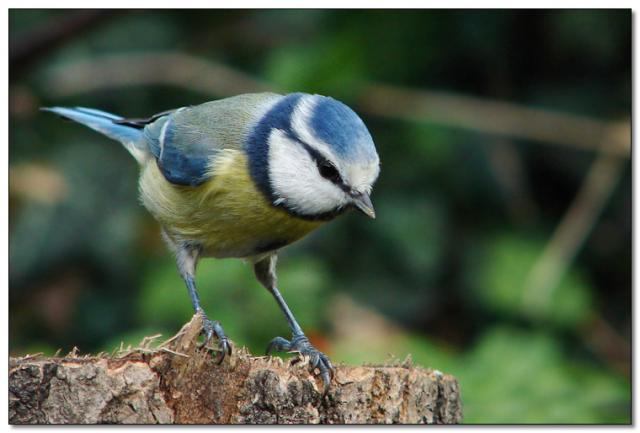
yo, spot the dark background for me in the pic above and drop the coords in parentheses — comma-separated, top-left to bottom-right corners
(9, 9, 631, 423)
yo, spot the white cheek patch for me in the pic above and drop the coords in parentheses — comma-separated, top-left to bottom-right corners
(268, 129, 349, 215)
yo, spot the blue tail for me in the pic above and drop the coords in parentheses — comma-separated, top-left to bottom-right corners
(42, 106, 148, 163)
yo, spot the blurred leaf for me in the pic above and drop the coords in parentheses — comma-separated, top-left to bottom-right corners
(470, 233, 592, 328)
(264, 32, 365, 98)
(454, 326, 629, 423)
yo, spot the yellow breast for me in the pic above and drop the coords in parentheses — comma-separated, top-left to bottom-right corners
(138, 150, 324, 258)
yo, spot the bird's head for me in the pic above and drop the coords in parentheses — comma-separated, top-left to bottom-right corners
(247, 93, 380, 221)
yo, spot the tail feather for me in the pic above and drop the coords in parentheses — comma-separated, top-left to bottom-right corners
(42, 106, 149, 164)
(69, 107, 123, 121)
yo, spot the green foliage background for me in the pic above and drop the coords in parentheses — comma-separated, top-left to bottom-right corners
(9, 10, 630, 424)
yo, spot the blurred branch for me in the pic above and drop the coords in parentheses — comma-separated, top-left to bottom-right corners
(522, 144, 627, 310)
(359, 83, 630, 157)
(43, 52, 272, 100)
(10, 10, 121, 79)
(520, 122, 629, 375)
(40, 52, 630, 158)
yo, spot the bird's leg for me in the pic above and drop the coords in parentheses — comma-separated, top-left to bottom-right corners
(169, 235, 231, 363)
(254, 254, 333, 392)
(181, 274, 232, 362)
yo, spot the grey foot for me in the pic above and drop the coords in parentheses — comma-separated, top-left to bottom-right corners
(199, 312, 232, 364)
(266, 334, 333, 393)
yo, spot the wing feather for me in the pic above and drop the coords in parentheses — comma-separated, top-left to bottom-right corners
(142, 93, 281, 186)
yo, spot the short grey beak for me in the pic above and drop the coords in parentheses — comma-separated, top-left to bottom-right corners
(352, 192, 376, 219)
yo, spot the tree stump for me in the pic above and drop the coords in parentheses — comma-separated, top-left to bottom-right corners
(9, 314, 463, 424)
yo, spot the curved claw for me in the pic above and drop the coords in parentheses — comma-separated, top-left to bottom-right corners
(310, 354, 319, 368)
(320, 369, 331, 394)
(266, 336, 292, 355)
(200, 316, 232, 364)
(214, 338, 232, 365)
(318, 353, 334, 379)
(266, 334, 334, 394)
(314, 353, 333, 393)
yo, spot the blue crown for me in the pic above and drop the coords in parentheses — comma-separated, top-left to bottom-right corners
(309, 96, 377, 163)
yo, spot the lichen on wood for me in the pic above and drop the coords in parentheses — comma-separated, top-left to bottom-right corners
(9, 314, 462, 424)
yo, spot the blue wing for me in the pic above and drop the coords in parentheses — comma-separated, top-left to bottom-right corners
(144, 110, 213, 187)
(141, 93, 281, 187)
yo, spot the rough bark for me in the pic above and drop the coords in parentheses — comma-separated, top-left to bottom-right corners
(9, 314, 462, 424)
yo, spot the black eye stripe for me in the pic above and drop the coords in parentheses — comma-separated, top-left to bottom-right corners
(286, 133, 350, 190)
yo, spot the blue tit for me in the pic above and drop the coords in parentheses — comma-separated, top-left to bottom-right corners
(43, 92, 380, 390)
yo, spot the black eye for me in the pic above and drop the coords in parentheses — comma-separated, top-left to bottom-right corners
(318, 162, 341, 183)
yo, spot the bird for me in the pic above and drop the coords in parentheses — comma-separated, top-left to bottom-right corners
(43, 92, 380, 391)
